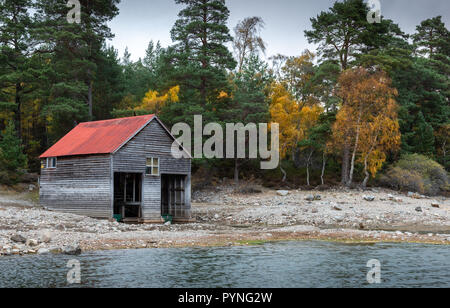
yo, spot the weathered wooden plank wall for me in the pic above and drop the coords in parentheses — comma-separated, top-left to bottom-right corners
(39, 155, 112, 218)
(113, 119, 191, 220)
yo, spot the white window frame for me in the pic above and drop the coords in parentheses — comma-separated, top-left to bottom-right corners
(46, 157, 57, 169)
(146, 157, 160, 176)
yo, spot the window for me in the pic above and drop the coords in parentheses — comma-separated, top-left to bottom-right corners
(46, 157, 57, 169)
(146, 158, 159, 176)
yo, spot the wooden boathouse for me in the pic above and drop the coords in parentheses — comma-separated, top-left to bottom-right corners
(39, 115, 192, 224)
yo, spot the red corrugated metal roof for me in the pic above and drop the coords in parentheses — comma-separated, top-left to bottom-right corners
(40, 115, 155, 158)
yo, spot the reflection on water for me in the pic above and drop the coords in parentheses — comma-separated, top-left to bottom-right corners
(0, 241, 449, 288)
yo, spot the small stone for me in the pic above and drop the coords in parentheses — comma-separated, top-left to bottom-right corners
(394, 197, 403, 203)
(305, 195, 315, 202)
(333, 206, 342, 211)
(214, 214, 220, 220)
(37, 248, 50, 255)
(277, 190, 289, 197)
(415, 207, 423, 213)
(431, 202, 440, 208)
(408, 192, 422, 199)
(334, 216, 344, 223)
(26, 239, 39, 247)
(363, 196, 375, 202)
(10, 234, 27, 244)
(49, 247, 62, 254)
(314, 195, 322, 201)
(164, 221, 172, 226)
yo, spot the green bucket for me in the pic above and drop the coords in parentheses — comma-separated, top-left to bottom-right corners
(162, 215, 173, 223)
(113, 214, 122, 222)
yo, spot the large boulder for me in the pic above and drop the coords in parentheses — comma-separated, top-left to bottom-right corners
(62, 244, 82, 256)
(10, 234, 27, 244)
(38, 231, 53, 244)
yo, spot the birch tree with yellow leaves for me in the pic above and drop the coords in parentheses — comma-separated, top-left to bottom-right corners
(332, 67, 400, 187)
(269, 82, 322, 182)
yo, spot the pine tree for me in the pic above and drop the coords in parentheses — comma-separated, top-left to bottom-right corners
(305, 0, 404, 70)
(413, 16, 450, 58)
(93, 45, 125, 120)
(227, 55, 272, 183)
(170, 0, 236, 110)
(35, 0, 120, 142)
(402, 111, 435, 156)
(0, 0, 37, 139)
(143, 40, 163, 72)
(0, 121, 27, 184)
(393, 55, 449, 159)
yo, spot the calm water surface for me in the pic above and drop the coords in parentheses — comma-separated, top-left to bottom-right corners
(0, 241, 449, 288)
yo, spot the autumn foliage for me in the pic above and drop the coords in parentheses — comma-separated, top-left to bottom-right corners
(332, 68, 401, 186)
(269, 82, 322, 160)
(135, 86, 180, 115)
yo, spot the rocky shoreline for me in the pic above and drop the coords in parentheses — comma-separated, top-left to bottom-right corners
(1, 186, 449, 257)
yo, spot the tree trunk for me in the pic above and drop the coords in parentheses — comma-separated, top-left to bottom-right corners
(306, 163, 310, 187)
(88, 79, 93, 120)
(341, 143, 350, 185)
(200, 7, 208, 105)
(234, 158, 239, 185)
(347, 113, 362, 187)
(306, 149, 314, 187)
(362, 137, 378, 188)
(280, 165, 287, 182)
(321, 152, 327, 186)
(347, 130, 360, 187)
(362, 155, 370, 188)
(15, 83, 22, 140)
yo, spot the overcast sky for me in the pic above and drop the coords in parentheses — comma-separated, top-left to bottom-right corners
(108, 0, 450, 61)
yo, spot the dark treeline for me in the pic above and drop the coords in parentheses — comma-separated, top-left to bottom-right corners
(0, 0, 448, 194)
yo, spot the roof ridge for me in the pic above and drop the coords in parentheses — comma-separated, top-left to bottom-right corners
(78, 114, 154, 126)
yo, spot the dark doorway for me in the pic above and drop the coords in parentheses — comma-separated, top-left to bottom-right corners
(114, 173, 142, 221)
(161, 175, 187, 218)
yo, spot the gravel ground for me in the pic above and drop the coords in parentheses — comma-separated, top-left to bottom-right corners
(1, 186, 449, 257)
(193, 187, 450, 232)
